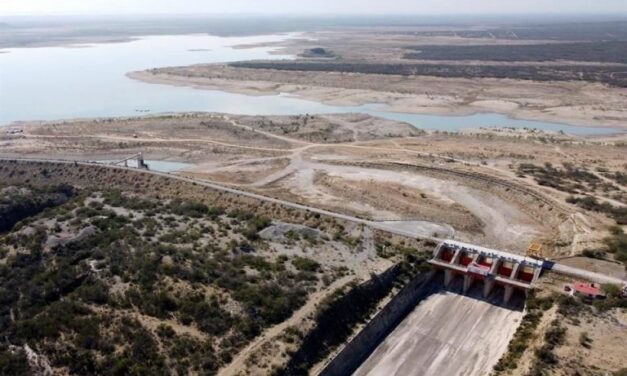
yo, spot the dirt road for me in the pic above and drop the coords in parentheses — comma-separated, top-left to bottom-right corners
(0, 157, 450, 240)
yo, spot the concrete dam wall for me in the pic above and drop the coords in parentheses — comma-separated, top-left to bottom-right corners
(321, 272, 525, 376)
(319, 271, 435, 376)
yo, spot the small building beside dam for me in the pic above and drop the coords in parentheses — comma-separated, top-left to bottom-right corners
(429, 240, 544, 303)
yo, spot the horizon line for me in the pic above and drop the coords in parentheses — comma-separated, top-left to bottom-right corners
(2, 12, 627, 18)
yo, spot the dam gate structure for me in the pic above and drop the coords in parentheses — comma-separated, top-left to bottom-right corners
(428, 240, 544, 303)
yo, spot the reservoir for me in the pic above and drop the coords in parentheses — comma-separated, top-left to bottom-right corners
(0, 33, 621, 135)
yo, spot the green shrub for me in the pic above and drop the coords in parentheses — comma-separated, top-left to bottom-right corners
(291, 257, 321, 272)
(603, 227, 627, 268)
(103, 189, 156, 211)
(556, 294, 586, 316)
(0, 347, 29, 375)
(76, 279, 109, 305)
(579, 332, 592, 348)
(581, 248, 607, 259)
(567, 196, 627, 225)
(241, 216, 271, 240)
(525, 320, 567, 375)
(168, 199, 208, 218)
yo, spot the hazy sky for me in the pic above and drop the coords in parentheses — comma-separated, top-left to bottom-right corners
(2, 0, 627, 16)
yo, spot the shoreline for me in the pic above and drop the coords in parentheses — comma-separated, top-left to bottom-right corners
(128, 70, 627, 131)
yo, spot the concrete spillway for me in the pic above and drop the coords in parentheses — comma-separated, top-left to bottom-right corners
(354, 278, 524, 376)
(322, 241, 535, 376)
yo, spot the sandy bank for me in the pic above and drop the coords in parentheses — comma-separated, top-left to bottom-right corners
(128, 68, 627, 130)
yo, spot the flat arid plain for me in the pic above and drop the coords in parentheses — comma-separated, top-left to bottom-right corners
(4, 112, 626, 259)
(131, 24, 627, 129)
(1, 16, 626, 376)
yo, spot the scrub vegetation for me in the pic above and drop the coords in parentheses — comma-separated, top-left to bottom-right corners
(278, 256, 429, 375)
(404, 41, 627, 64)
(515, 162, 627, 225)
(493, 288, 627, 376)
(492, 291, 554, 374)
(0, 185, 343, 374)
(229, 60, 627, 88)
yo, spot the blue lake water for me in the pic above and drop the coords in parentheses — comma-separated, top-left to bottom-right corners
(0, 33, 622, 136)
(144, 160, 193, 172)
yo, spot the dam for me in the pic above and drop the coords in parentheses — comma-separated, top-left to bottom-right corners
(325, 241, 542, 376)
(353, 278, 525, 376)
(429, 240, 544, 303)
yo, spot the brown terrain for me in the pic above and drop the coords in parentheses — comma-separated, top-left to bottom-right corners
(494, 274, 627, 376)
(2, 22, 627, 376)
(129, 28, 627, 129)
(2, 112, 625, 263)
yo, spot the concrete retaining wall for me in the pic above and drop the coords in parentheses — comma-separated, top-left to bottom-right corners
(319, 271, 435, 376)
